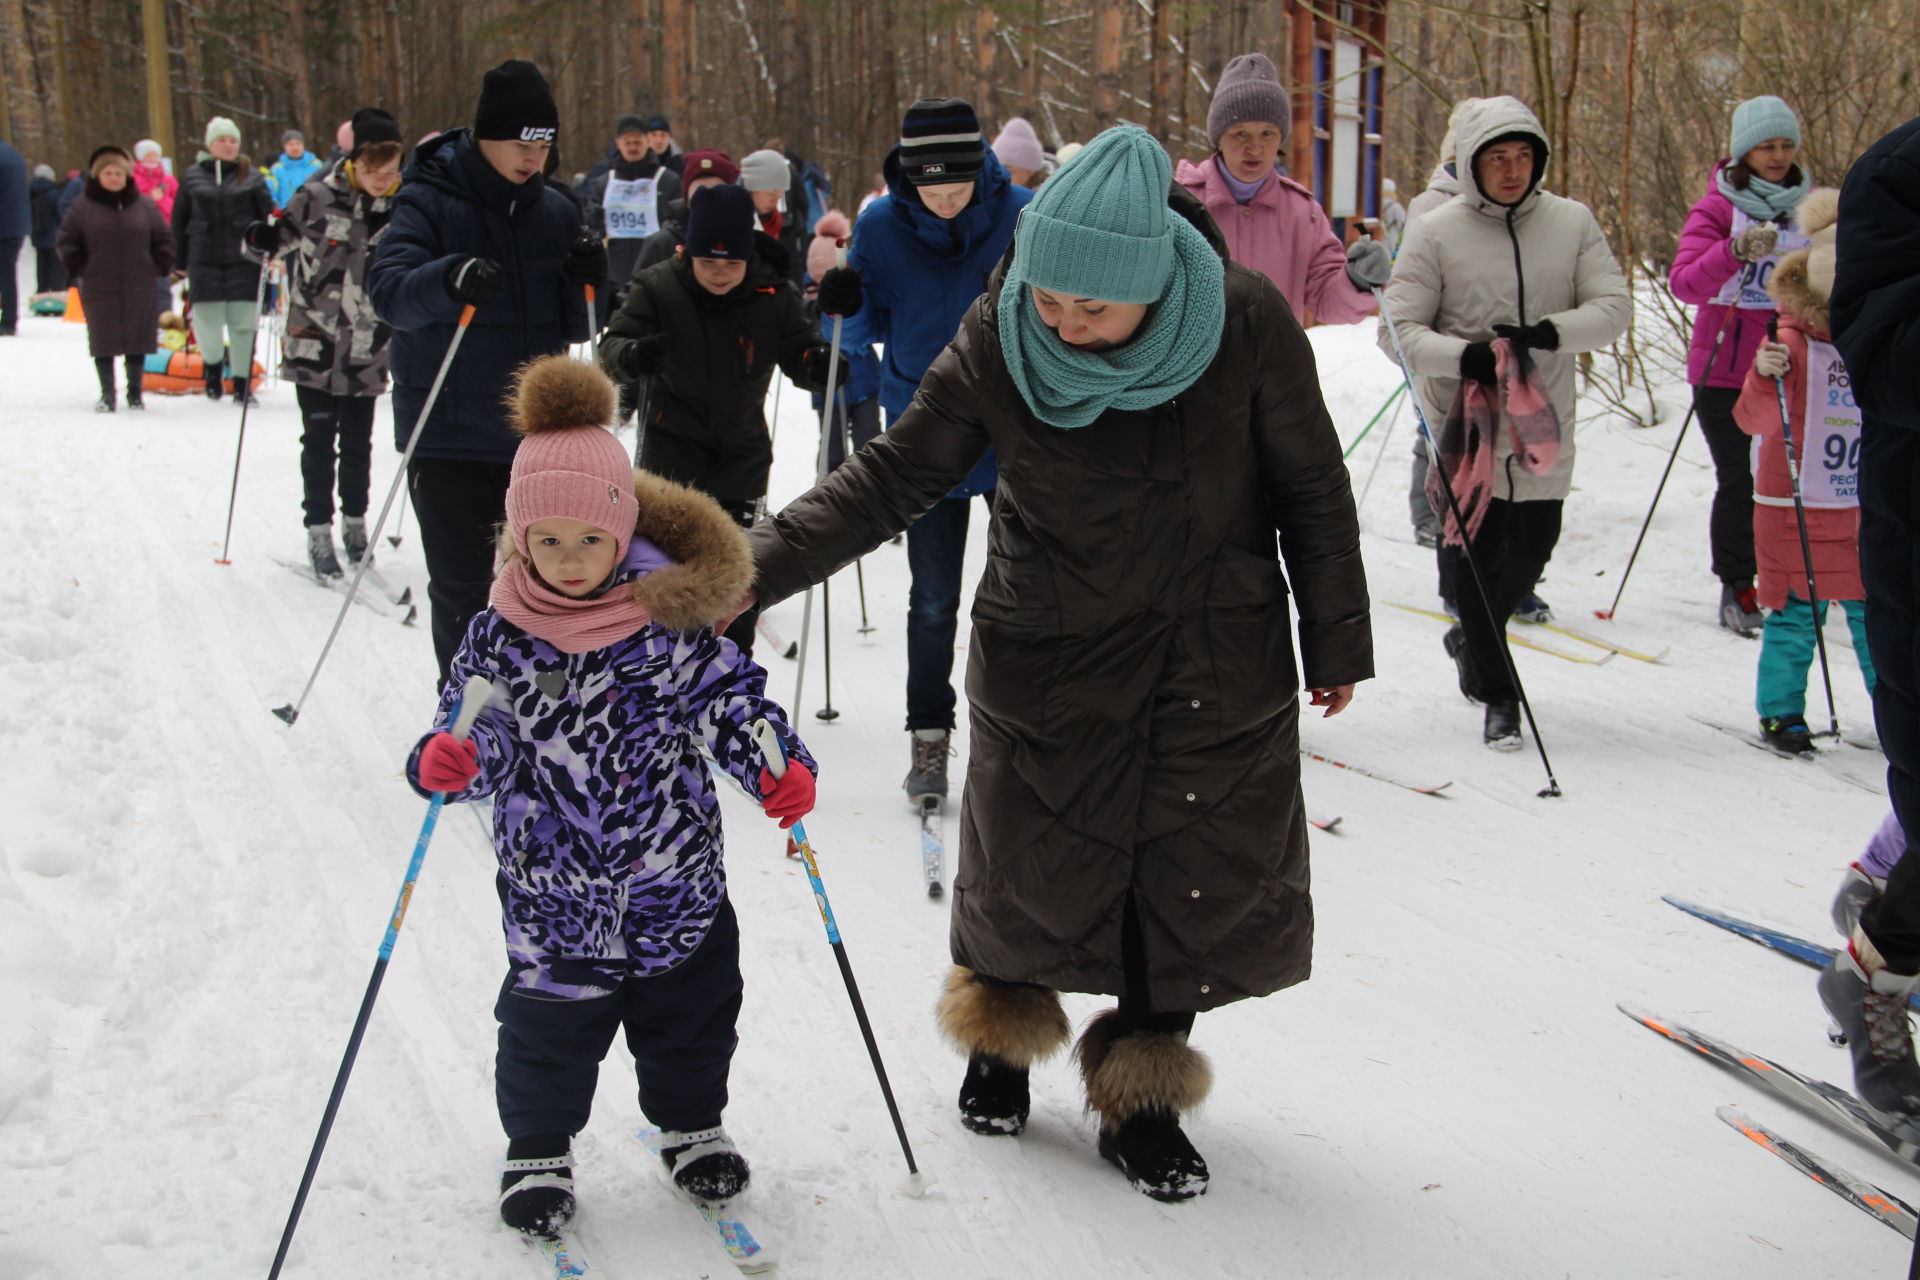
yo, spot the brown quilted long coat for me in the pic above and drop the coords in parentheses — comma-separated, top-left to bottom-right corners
(748, 208, 1372, 1013)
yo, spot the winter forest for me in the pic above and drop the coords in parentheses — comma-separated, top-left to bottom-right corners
(15, 0, 1920, 1277)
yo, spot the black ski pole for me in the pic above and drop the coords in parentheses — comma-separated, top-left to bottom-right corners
(1374, 287, 1564, 798)
(267, 676, 494, 1278)
(1767, 316, 1842, 740)
(273, 305, 479, 725)
(835, 387, 876, 635)
(817, 578, 839, 721)
(1597, 309, 1735, 621)
(751, 720, 934, 1195)
(214, 257, 273, 565)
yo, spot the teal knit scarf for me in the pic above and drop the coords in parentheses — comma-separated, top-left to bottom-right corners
(998, 215, 1227, 430)
(1716, 164, 1811, 222)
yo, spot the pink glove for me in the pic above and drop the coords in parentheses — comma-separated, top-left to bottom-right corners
(418, 732, 480, 793)
(758, 764, 815, 830)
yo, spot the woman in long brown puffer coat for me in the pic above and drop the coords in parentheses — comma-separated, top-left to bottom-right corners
(57, 145, 173, 412)
(741, 126, 1372, 1202)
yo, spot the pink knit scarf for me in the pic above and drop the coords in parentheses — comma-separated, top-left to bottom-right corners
(490, 558, 655, 654)
(1426, 338, 1561, 546)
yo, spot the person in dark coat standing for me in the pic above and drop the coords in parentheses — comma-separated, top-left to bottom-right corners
(56, 146, 173, 411)
(1820, 112, 1920, 1124)
(599, 183, 830, 655)
(29, 163, 66, 293)
(172, 117, 275, 402)
(740, 126, 1372, 1202)
(0, 137, 28, 335)
(367, 59, 601, 680)
(248, 108, 406, 580)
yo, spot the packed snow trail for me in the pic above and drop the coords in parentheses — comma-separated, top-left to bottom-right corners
(1, 263, 1911, 1276)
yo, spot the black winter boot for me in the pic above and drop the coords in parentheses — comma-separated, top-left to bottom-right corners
(936, 966, 1070, 1137)
(230, 375, 257, 407)
(658, 1126, 750, 1202)
(1484, 701, 1522, 751)
(1076, 1009, 1212, 1202)
(1443, 626, 1475, 703)
(204, 360, 224, 400)
(500, 1133, 574, 1239)
(1759, 714, 1816, 755)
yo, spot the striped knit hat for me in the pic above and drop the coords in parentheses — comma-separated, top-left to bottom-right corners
(898, 98, 984, 186)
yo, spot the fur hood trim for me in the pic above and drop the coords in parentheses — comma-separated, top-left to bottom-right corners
(1767, 186, 1839, 333)
(498, 470, 752, 633)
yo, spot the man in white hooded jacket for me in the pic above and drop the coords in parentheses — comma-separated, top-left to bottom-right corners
(1378, 95, 1631, 749)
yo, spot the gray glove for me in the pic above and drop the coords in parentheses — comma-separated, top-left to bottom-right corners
(1731, 222, 1779, 263)
(1345, 238, 1393, 290)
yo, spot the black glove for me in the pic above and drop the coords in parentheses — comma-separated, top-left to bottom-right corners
(444, 256, 505, 306)
(816, 266, 863, 317)
(242, 219, 281, 256)
(798, 343, 835, 391)
(563, 231, 609, 287)
(1492, 320, 1559, 352)
(615, 332, 670, 380)
(1460, 341, 1497, 387)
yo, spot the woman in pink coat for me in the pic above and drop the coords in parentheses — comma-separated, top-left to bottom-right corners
(1173, 52, 1388, 326)
(1733, 188, 1873, 754)
(1669, 95, 1813, 637)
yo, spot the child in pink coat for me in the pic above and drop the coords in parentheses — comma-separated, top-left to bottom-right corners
(1733, 187, 1875, 753)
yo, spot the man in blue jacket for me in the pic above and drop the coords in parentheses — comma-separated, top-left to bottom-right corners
(0, 137, 28, 335)
(369, 59, 603, 678)
(816, 99, 1033, 806)
(266, 130, 326, 206)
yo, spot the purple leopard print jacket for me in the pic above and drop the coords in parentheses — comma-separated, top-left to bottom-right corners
(406, 473, 812, 999)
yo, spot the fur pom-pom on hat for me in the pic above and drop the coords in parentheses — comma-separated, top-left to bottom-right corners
(510, 355, 617, 437)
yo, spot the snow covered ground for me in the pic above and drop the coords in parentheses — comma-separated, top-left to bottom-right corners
(2, 259, 1910, 1278)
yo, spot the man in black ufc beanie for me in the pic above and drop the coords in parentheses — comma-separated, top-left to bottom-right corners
(369, 59, 607, 680)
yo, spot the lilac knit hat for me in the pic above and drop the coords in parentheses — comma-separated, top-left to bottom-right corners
(504, 357, 635, 559)
(1207, 53, 1290, 149)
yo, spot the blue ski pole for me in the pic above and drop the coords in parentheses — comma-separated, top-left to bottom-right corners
(751, 719, 933, 1196)
(268, 674, 495, 1279)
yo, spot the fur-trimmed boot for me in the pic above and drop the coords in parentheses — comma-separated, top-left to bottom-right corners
(935, 966, 1070, 1136)
(1076, 1009, 1212, 1202)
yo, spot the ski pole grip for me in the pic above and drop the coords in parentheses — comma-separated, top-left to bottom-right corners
(448, 675, 494, 742)
(835, 239, 848, 270)
(456, 303, 477, 328)
(1767, 315, 1778, 344)
(753, 719, 788, 781)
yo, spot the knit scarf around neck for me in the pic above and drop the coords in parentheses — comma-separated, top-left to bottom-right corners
(1716, 164, 1811, 222)
(490, 556, 655, 654)
(997, 215, 1226, 430)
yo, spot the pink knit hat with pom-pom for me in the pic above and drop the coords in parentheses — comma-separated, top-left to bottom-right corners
(503, 357, 635, 559)
(807, 210, 852, 283)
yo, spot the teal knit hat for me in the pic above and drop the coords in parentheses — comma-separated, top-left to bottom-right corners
(1015, 125, 1174, 304)
(1729, 96, 1800, 163)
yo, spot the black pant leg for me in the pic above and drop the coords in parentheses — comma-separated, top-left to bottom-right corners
(1445, 498, 1564, 703)
(1694, 385, 1756, 588)
(93, 356, 114, 398)
(1859, 421, 1920, 968)
(124, 355, 141, 400)
(409, 456, 512, 681)
(335, 396, 377, 520)
(1112, 889, 1198, 1036)
(494, 977, 626, 1140)
(621, 898, 745, 1133)
(295, 386, 341, 526)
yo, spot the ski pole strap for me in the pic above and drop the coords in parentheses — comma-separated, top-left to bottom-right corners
(753, 719, 842, 944)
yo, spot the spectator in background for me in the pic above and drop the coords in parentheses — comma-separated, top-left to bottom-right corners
(29, 163, 65, 293)
(172, 116, 275, 402)
(267, 130, 326, 206)
(991, 118, 1048, 189)
(0, 135, 28, 335)
(131, 140, 178, 316)
(56, 145, 172, 411)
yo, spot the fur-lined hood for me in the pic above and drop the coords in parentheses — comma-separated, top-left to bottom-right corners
(1768, 186, 1839, 336)
(498, 469, 752, 633)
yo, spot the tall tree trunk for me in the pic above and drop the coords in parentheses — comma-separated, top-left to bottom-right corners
(286, 0, 314, 131)
(662, 0, 689, 139)
(0, 0, 44, 155)
(974, 4, 999, 128)
(1023, 0, 1043, 136)
(1093, 0, 1124, 131)
(629, 0, 650, 104)
(783, 0, 816, 156)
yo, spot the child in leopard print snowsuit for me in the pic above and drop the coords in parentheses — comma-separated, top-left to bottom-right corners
(406, 356, 817, 1239)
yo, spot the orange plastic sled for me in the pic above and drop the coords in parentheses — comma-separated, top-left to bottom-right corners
(141, 350, 265, 395)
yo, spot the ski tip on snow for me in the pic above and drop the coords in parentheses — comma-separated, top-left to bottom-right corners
(525, 1230, 591, 1277)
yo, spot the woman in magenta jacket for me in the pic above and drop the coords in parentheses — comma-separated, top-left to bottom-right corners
(1669, 95, 1812, 636)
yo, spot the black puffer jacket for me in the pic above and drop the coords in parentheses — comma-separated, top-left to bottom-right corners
(747, 195, 1372, 1013)
(599, 233, 826, 502)
(171, 157, 274, 301)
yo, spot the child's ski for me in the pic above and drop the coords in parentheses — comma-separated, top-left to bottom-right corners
(524, 1229, 591, 1278)
(1717, 1105, 1918, 1239)
(1518, 616, 1670, 664)
(921, 797, 946, 898)
(273, 556, 418, 624)
(634, 1130, 776, 1272)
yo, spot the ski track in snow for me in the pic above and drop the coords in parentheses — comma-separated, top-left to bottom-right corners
(1, 264, 1910, 1277)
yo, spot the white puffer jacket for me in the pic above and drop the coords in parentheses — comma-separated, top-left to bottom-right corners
(1378, 96, 1632, 502)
